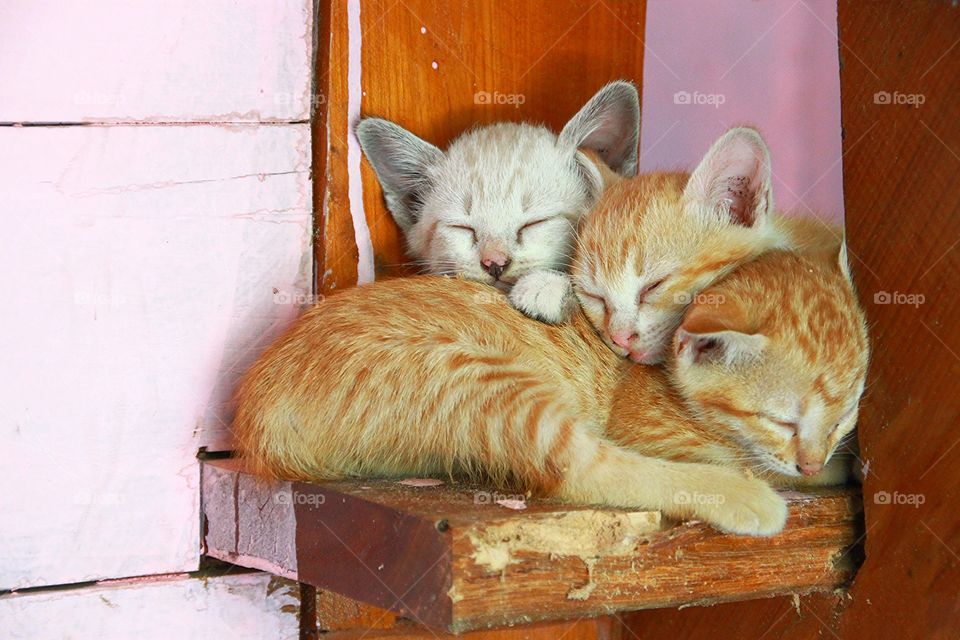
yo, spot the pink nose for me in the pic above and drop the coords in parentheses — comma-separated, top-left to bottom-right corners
(610, 331, 637, 349)
(480, 251, 510, 280)
(797, 461, 823, 477)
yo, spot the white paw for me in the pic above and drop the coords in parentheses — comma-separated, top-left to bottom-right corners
(677, 468, 788, 536)
(703, 475, 789, 536)
(508, 270, 578, 324)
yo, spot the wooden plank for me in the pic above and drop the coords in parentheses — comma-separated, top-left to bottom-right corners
(0, 1, 313, 123)
(202, 459, 862, 634)
(315, 0, 649, 293)
(0, 124, 311, 589)
(0, 572, 301, 639)
(621, 1, 960, 638)
(321, 617, 620, 640)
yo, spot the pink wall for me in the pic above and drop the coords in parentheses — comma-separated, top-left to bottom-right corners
(640, 0, 844, 221)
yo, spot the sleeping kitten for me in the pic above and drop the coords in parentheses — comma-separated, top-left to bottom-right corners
(234, 241, 867, 537)
(355, 80, 639, 290)
(234, 276, 787, 536)
(516, 126, 843, 364)
(606, 248, 868, 486)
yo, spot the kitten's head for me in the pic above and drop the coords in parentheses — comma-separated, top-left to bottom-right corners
(356, 81, 639, 286)
(572, 126, 786, 363)
(670, 248, 869, 478)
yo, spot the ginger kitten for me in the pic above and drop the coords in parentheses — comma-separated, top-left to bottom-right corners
(518, 127, 843, 365)
(234, 276, 787, 536)
(606, 248, 868, 486)
(356, 81, 639, 290)
(234, 242, 868, 537)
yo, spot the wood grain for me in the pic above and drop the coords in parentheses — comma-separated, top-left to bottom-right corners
(202, 459, 861, 634)
(315, 0, 648, 293)
(621, 2, 960, 638)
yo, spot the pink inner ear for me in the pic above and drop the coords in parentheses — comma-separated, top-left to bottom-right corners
(724, 173, 758, 226)
(691, 336, 721, 364)
(692, 130, 770, 227)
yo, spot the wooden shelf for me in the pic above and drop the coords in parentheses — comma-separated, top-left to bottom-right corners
(201, 459, 863, 633)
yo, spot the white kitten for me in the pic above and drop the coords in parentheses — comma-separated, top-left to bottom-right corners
(355, 81, 639, 311)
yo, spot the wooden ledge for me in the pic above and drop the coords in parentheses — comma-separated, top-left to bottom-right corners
(201, 459, 863, 633)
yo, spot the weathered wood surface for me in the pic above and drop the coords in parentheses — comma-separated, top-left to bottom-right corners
(202, 459, 862, 633)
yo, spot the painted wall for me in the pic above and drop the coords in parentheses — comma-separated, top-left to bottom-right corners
(640, 0, 844, 221)
(0, 0, 313, 630)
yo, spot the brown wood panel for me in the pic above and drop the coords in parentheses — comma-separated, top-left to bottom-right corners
(622, 2, 960, 638)
(314, 0, 648, 293)
(202, 460, 860, 634)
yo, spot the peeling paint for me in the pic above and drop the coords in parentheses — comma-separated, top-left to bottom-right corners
(468, 510, 662, 574)
(566, 558, 597, 601)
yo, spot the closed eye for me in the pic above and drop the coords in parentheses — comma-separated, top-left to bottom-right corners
(449, 224, 478, 243)
(516, 216, 557, 243)
(578, 290, 609, 312)
(638, 278, 666, 304)
(761, 413, 799, 437)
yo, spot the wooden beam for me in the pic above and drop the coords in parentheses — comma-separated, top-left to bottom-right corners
(202, 459, 862, 633)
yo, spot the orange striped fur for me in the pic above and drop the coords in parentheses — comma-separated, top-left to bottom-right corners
(233, 128, 867, 537)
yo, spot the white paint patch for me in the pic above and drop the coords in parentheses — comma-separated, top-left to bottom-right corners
(420, 26, 427, 34)
(346, 0, 375, 284)
(431, 60, 439, 70)
(0, 573, 300, 639)
(398, 478, 444, 487)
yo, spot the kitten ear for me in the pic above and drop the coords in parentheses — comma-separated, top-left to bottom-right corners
(683, 126, 774, 227)
(677, 328, 768, 367)
(838, 240, 854, 283)
(559, 80, 640, 176)
(677, 294, 767, 366)
(356, 117, 444, 231)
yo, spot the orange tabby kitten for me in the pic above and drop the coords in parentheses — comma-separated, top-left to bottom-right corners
(233, 128, 865, 537)
(521, 127, 843, 365)
(234, 276, 787, 536)
(606, 248, 868, 487)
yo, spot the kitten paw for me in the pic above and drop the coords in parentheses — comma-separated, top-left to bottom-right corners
(508, 270, 578, 324)
(687, 472, 788, 536)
